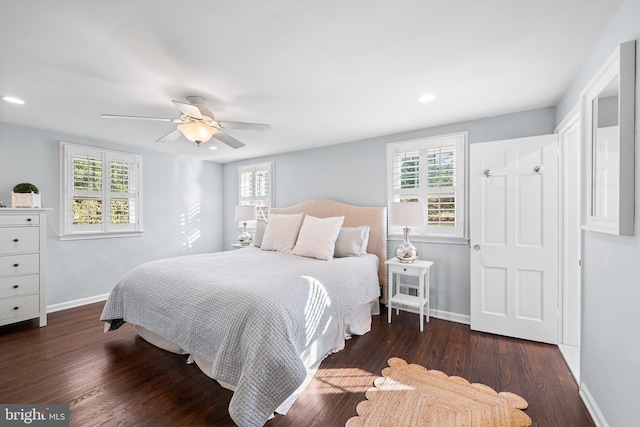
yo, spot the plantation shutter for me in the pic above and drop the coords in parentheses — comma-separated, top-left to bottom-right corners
(69, 150, 104, 232)
(107, 153, 140, 231)
(392, 150, 420, 203)
(426, 145, 457, 229)
(238, 162, 273, 221)
(61, 142, 143, 238)
(388, 133, 466, 239)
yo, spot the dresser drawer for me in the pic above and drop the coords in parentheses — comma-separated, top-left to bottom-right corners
(0, 227, 40, 254)
(0, 215, 40, 226)
(0, 294, 40, 322)
(0, 274, 39, 298)
(0, 254, 40, 277)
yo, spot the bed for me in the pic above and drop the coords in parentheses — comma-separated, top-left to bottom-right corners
(100, 199, 387, 427)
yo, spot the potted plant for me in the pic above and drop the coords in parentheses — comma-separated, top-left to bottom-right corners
(11, 182, 42, 208)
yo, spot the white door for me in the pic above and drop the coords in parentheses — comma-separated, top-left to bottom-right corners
(470, 135, 559, 344)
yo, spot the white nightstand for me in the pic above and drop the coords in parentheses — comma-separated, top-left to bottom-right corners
(385, 258, 434, 332)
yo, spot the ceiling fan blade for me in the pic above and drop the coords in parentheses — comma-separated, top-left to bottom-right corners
(156, 128, 183, 143)
(172, 100, 202, 119)
(196, 104, 216, 119)
(213, 130, 246, 149)
(102, 114, 181, 123)
(216, 121, 272, 131)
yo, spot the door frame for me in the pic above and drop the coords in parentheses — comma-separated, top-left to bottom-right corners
(555, 103, 582, 383)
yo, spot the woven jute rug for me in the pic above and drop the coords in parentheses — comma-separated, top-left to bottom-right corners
(346, 358, 531, 427)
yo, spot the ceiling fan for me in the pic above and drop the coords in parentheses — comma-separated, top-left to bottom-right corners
(101, 96, 271, 148)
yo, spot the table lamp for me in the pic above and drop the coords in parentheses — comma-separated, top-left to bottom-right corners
(235, 205, 257, 244)
(390, 201, 425, 263)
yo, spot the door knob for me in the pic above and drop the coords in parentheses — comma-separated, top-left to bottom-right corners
(473, 244, 481, 251)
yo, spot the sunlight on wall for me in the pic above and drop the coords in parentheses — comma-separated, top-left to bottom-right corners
(180, 203, 201, 250)
(179, 158, 203, 251)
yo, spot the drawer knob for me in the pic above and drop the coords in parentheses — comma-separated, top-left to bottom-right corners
(13, 263, 19, 267)
(26, 218, 32, 222)
(13, 238, 19, 242)
(13, 306, 19, 311)
(13, 285, 19, 289)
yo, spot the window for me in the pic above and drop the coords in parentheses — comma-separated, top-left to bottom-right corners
(60, 142, 143, 239)
(387, 132, 468, 242)
(238, 161, 273, 222)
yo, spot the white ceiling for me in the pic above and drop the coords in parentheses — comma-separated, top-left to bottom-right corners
(0, 0, 622, 163)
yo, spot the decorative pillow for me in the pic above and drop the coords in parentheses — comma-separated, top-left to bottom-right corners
(253, 219, 267, 248)
(334, 225, 370, 257)
(260, 213, 304, 253)
(292, 215, 345, 260)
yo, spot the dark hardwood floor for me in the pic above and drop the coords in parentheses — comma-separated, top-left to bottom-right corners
(0, 302, 593, 426)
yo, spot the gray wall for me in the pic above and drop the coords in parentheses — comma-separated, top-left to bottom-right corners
(556, 0, 640, 425)
(223, 107, 556, 317)
(0, 122, 224, 306)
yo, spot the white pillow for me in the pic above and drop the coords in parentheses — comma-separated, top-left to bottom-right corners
(261, 213, 305, 253)
(253, 219, 267, 248)
(292, 215, 345, 260)
(334, 225, 370, 257)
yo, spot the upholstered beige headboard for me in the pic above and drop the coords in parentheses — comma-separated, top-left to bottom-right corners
(270, 199, 387, 301)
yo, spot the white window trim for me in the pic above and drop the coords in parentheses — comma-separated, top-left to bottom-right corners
(386, 132, 469, 245)
(238, 161, 274, 230)
(59, 141, 143, 240)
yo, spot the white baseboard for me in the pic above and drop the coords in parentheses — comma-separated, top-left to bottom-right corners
(47, 293, 110, 313)
(579, 383, 609, 427)
(430, 308, 471, 325)
(558, 344, 580, 384)
(389, 303, 471, 325)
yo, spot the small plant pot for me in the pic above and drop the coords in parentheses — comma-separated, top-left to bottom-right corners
(11, 192, 42, 208)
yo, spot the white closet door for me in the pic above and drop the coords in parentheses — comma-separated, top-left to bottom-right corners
(470, 134, 559, 344)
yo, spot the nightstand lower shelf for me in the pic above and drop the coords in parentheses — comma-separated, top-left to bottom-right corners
(390, 293, 428, 309)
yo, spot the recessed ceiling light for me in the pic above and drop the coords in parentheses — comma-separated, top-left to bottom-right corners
(208, 146, 218, 150)
(2, 96, 25, 105)
(418, 93, 436, 103)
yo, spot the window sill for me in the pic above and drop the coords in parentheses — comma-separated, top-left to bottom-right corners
(388, 233, 469, 246)
(59, 230, 143, 241)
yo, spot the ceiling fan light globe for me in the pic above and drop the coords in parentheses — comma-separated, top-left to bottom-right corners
(177, 121, 217, 144)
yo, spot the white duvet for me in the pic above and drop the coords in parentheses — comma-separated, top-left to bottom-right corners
(101, 247, 380, 427)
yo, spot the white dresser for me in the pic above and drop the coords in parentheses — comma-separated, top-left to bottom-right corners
(0, 208, 48, 327)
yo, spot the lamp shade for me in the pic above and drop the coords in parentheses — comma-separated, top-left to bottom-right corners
(177, 121, 217, 144)
(390, 201, 425, 227)
(235, 205, 257, 222)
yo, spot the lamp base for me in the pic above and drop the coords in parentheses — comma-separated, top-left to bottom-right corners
(237, 232, 252, 244)
(237, 222, 252, 244)
(395, 227, 418, 263)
